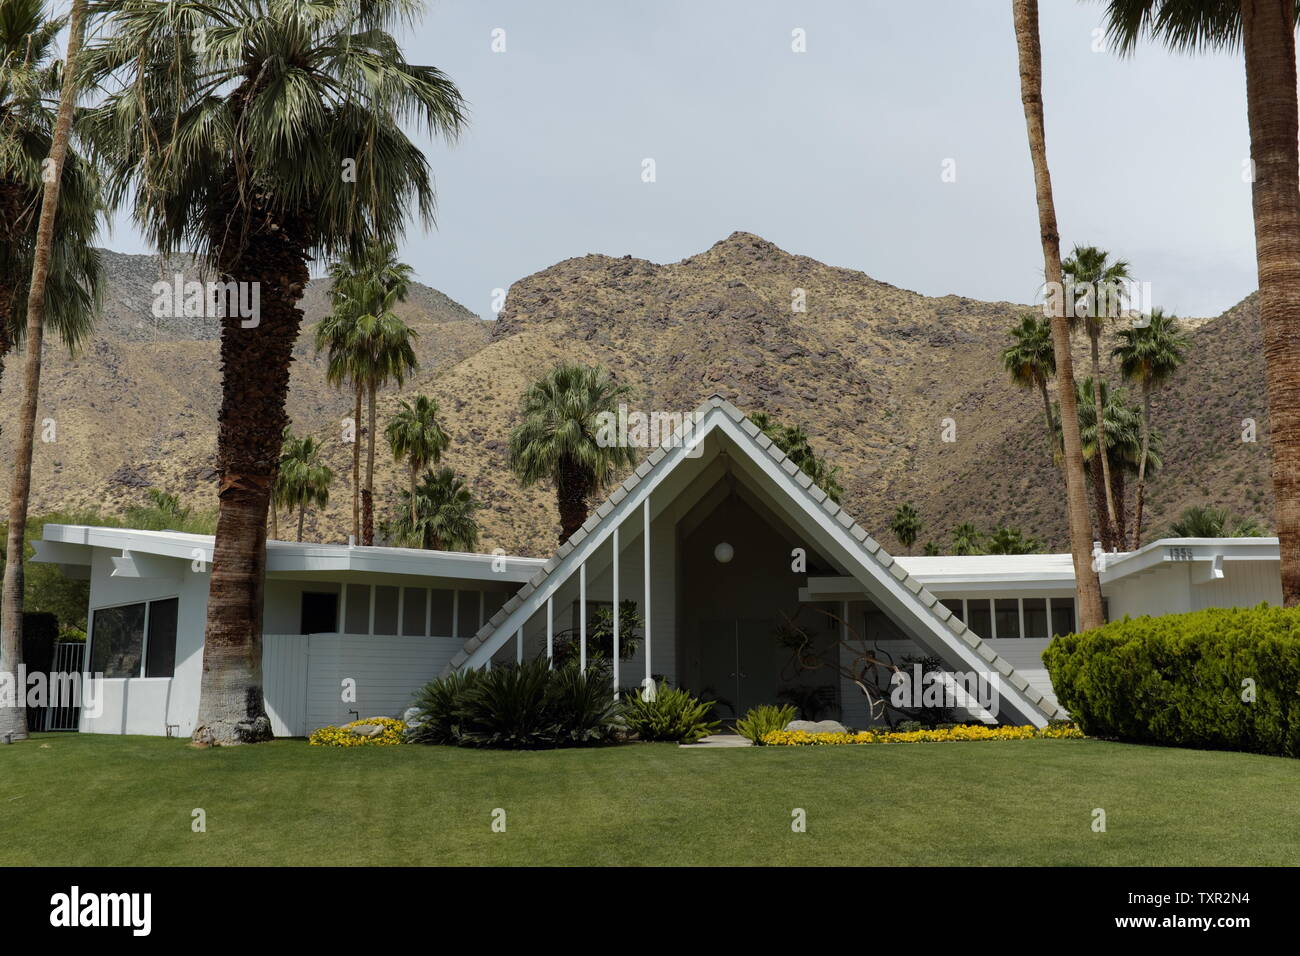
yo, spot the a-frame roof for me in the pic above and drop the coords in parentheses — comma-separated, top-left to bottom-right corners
(449, 395, 1062, 727)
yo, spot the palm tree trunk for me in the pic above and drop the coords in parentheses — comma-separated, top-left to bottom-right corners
(1091, 334, 1119, 530)
(1133, 383, 1152, 549)
(410, 462, 418, 527)
(0, 0, 88, 744)
(351, 387, 362, 543)
(1013, 0, 1105, 630)
(556, 462, 590, 543)
(1037, 377, 1057, 460)
(269, 502, 278, 540)
(1090, 453, 1112, 552)
(362, 385, 377, 546)
(1110, 459, 1127, 550)
(1242, 0, 1300, 606)
(191, 205, 311, 747)
(297, 504, 305, 542)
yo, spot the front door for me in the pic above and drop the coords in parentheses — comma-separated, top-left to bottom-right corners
(695, 619, 785, 719)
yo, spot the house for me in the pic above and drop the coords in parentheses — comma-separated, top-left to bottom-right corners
(32, 396, 1284, 737)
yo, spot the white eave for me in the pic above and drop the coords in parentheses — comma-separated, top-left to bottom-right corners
(34, 524, 546, 583)
(1098, 536, 1280, 584)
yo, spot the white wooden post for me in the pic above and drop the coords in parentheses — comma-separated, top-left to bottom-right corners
(338, 584, 348, 636)
(516, 628, 522, 664)
(367, 584, 376, 636)
(1045, 596, 1053, 637)
(612, 525, 620, 699)
(451, 590, 459, 640)
(546, 595, 554, 666)
(579, 562, 587, 672)
(643, 498, 652, 689)
(425, 589, 432, 637)
(396, 587, 405, 637)
(1018, 598, 1025, 640)
(989, 598, 997, 639)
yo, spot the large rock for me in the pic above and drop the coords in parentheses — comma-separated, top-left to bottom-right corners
(402, 706, 424, 730)
(784, 719, 849, 735)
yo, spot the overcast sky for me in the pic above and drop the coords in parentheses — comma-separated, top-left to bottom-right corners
(104, 1, 1256, 320)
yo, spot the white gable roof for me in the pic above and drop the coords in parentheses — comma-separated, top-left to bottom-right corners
(450, 395, 1062, 727)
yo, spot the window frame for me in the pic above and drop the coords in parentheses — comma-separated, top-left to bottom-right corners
(88, 595, 181, 679)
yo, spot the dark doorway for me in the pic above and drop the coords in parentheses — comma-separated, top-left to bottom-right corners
(301, 592, 339, 635)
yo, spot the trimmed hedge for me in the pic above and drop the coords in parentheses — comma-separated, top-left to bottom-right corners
(1043, 604, 1300, 758)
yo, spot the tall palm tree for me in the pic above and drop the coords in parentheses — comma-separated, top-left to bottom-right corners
(889, 503, 923, 554)
(1002, 313, 1058, 458)
(387, 466, 480, 551)
(1112, 309, 1187, 548)
(951, 522, 984, 556)
(385, 394, 448, 526)
(0, 0, 92, 743)
(1012, 0, 1106, 630)
(316, 242, 414, 542)
(751, 411, 844, 502)
(508, 363, 638, 542)
(0, 0, 102, 397)
(344, 299, 417, 546)
(1061, 244, 1132, 540)
(1102, 1, 1300, 604)
(81, 0, 466, 744)
(987, 526, 1040, 554)
(275, 431, 333, 542)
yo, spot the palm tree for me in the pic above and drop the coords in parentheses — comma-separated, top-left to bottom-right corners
(316, 242, 414, 542)
(387, 467, 480, 552)
(0, 0, 92, 743)
(1012, 0, 1106, 630)
(385, 395, 449, 527)
(275, 432, 333, 542)
(1102, 2, 1300, 604)
(1062, 244, 1132, 540)
(1169, 505, 1264, 538)
(951, 522, 984, 556)
(0, 0, 102, 397)
(1064, 379, 1159, 551)
(987, 526, 1040, 554)
(347, 301, 417, 546)
(1002, 313, 1058, 458)
(508, 363, 638, 542)
(889, 503, 923, 554)
(81, 0, 466, 744)
(1112, 309, 1187, 548)
(751, 412, 844, 502)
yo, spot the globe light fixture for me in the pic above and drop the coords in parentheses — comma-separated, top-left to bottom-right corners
(714, 542, 734, 564)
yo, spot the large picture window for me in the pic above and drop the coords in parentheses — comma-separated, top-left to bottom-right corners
(90, 597, 179, 679)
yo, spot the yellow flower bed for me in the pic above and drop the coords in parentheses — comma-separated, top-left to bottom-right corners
(309, 717, 407, 747)
(760, 723, 1084, 746)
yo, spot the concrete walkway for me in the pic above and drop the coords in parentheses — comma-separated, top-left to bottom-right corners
(680, 734, 752, 748)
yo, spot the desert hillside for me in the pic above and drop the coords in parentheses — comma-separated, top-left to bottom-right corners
(0, 232, 1272, 556)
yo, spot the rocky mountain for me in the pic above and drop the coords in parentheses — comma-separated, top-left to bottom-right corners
(0, 232, 1273, 557)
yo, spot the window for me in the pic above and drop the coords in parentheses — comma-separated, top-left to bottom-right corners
(429, 589, 454, 636)
(402, 588, 427, 636)
(373, 586, 400, 636)
(941, 600, 964, 622)
(144, 598, 178, 678)
(1023, 598, 1048, 639)
(455, 590, 480, 638)
(1051, 598, 1076, 637)
(301, 592, 338, 635)
(994, 599, 1020, 639)
(966, 600, 991, 639)
(90, 598, 179, 679)
(343, 584, 370, 634)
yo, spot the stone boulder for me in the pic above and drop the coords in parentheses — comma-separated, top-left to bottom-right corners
(784, 719, 849, 735)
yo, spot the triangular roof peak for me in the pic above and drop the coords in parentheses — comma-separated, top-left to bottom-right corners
(449, 397, 1060, 727)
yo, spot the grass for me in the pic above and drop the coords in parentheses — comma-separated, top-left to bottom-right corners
(3, 733, 1300, 865)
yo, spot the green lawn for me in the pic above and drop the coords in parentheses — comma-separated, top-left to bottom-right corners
(2, 733, 1298, 865)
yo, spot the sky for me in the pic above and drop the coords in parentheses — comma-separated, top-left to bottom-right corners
(102, 0, 1258, 320)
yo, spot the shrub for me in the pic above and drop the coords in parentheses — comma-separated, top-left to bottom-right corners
(734, 704, 797, 744)
(1043, 604, 1300, 758)
(622, 682, 719, 743)
(407, 658, 622, 749)
(761, 724, 1082, 746)
(310, 717, 406, 746)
